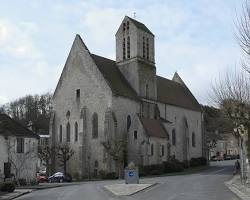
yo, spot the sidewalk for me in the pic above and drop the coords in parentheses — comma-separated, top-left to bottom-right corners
(0, 189, 32, 200)
(225, 175, 250, 200)
(0, 182, 80, 200)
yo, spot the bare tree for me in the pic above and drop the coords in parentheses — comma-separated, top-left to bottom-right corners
(38, 145, 54, 176)
(56, 143, 74, 173)
(101, 137, 127, 178)
(211, 70, 250, 184)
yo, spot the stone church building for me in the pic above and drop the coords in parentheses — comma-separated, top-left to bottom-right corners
(50, 16, 203, 177)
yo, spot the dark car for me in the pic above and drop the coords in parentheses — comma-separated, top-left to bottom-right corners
(48, 172, 72, 183)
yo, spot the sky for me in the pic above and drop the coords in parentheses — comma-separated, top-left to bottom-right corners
(0, 0, 245, 105)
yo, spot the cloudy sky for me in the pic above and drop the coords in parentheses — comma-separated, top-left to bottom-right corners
(0, 0, 244, 105)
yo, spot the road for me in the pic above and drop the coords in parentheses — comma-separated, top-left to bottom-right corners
(17, 160, 239, 200)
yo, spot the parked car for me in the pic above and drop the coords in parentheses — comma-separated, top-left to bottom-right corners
(37, 172, 48, 183)
(48, 172, 72, 183)
(210, 156, 218, 161)
(224, 155, 232, 160)
(217, 156, 224, 161)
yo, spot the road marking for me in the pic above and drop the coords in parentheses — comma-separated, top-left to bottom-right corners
(211, 168, 227, 174)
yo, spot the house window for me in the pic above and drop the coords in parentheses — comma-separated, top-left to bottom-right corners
(172, 129, 176, 146)
(59, 125, 62, 143)
(127, 36, 130, 59)
(146, 38, 149, 60)
(123, 38, 126, 59)
(192, 132, 196, 147)
(151, 144, 154, 155)
(134, 131, 137, 139)
(75, 122, 78, 142)
(17, 138, 24, 153)
(162, 145, 165, 156)
(127, 115, 131, 131)
(146, 84, 149, 98)
(143, 36, 145, 58)
(92, 113, 98, 138)
(66, 122, 70, 142)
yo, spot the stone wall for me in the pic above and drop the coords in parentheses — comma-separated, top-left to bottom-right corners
(157, 102, 203, 161)
(52, 35, 113, 177)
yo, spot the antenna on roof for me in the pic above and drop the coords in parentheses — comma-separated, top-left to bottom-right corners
(133, 12, 136, 19)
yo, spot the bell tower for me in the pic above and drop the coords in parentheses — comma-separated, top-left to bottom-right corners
(115, 16, 157, 100)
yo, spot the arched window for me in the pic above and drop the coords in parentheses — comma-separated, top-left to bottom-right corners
(75, 122, 78, 142)
(92, 113, 98, 138)
(123, 38, 126, 59)
(127, 36, 130, 59)
(151, 144, 154, 155)
(161, 145, 165, 156)
(94, 160, 98, 177)
(66, 122, 70, 142)
(143, 36, 145, 58)
(192, 132, 196, 147)
(146, 38, 149, 60)
(127, 115, 131, 131)
(94, 160, 99, 168)
(123, 23, 126, 31)
(146, 84, 149, 98)
(59, 125, 62, 143)
(172, 129, 176, 146)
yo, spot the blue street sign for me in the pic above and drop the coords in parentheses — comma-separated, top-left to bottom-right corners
(128, 171, 134, 177)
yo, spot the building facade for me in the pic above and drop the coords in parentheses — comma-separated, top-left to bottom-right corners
(50, 16, 203, 178)
(0, 114, 39, 182)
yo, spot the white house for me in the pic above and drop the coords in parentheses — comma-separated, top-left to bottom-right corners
(0, 114, 39, 182)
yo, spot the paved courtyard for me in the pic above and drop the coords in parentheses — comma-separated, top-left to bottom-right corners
(16, 160, 239, 200)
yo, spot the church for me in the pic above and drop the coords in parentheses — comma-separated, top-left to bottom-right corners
(50, 16, 203, 178)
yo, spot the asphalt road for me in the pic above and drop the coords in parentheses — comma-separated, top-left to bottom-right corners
(16, 160, 239, 200)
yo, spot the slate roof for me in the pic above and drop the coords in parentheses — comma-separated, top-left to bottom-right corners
(90, 54, 138, 100)
(0, 114, 39, 139)
(140, 117, 169, 138)
(127, 16, 154, 36)
(157, 76, 201, 111)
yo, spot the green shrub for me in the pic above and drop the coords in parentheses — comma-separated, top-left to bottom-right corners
(73, 172, 80, 181)
(190, 157, 207, 167)
(0, 182, 15, 193)
(182, 160, 189, 168)
(18, 179, 27, 186)
(105, 172, 117, 179)
(98, 170, 117, 179)
(30, 179, 38, 186)
(99, 170, 107, 179)
(163, 161, 184, 173)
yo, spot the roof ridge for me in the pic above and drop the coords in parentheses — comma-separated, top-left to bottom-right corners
(91, 53, 115, 62)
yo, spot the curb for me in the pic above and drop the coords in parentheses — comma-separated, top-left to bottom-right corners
(225, 177, 250, 200)
(17, 183, 80, 190)
(9, 191, 31, 200)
